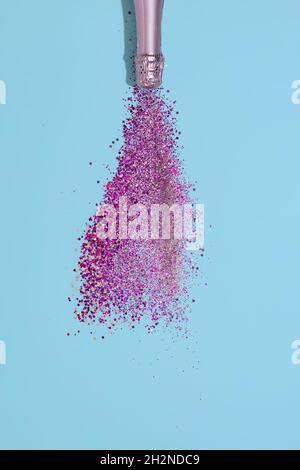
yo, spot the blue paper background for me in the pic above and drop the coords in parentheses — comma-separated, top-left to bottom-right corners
(1, 0, 300, 449)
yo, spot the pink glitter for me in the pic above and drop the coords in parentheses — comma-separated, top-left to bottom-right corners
(75, 87, 196, 333)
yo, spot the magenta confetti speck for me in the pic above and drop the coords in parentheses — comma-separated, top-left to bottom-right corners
(75, 87, 198, 333)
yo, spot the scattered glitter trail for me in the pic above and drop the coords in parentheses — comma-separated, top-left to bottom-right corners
(75, 87, 197, 333)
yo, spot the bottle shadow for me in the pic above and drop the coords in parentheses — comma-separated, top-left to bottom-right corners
(121, 0, 137, 87)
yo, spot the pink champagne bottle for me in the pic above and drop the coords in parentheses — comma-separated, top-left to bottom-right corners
(134, 0, 165, 89)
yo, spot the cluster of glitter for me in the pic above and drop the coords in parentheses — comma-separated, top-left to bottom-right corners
(75, 87, 196, 332)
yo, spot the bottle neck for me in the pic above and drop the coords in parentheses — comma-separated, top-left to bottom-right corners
(134, 0, 164, 56)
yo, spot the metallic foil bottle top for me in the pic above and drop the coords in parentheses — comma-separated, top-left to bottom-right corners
(134, 0, 165, 89)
